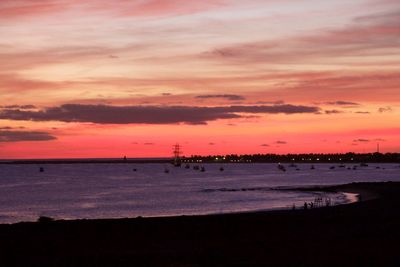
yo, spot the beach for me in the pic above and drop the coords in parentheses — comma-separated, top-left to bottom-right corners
(0, 181, 400, 266)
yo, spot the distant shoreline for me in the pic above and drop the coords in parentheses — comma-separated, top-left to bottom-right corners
(0, 159, 171, 164)
(1, 159, 399, 164)
(1, 152, 399, 164)
(1, 160, 399, 164)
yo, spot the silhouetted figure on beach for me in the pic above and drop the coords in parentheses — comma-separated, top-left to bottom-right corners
(325, 198, 331, 207)
(304, 202, 308, 210)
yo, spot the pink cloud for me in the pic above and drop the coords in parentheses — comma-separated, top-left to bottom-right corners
(0, 0, 225, 20)
(119, 0, 225, 17)
(204, 10, 400, 65)
(0, 1, 67, 19)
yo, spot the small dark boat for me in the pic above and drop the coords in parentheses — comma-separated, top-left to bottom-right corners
(185, 164, 190, 169)
(277, 164, 286, 172)
(219, 167, 224, 172)
(310, 165, 315, 170)
(173, 162, 181, 167)
(164, 168, 170, 174)
(200, 166, 205, 172)
(193, 165, 200, 170)
(39, 167, 44, 172)
(339, 164, 345, 168)
(329, 166, 335, 170)
(132, 168, 137, 172)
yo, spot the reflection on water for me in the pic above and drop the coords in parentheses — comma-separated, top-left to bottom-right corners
(0, 163, 398, 223)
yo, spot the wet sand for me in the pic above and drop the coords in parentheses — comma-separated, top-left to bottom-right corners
(1, 182, 400, 266)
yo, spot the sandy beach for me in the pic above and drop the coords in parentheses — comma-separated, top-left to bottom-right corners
(0, 181, 399, 266)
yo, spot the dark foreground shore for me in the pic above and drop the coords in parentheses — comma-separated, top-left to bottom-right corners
(1, 182, 400, 267)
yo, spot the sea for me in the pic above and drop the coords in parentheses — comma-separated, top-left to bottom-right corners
(0, 163, 399, 224)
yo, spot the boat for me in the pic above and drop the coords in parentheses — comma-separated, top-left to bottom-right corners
(277, 164, 286, 172)
(219, 167, 224, 172)
(172, 143, 182, 167)
(200, 166, 205, 172)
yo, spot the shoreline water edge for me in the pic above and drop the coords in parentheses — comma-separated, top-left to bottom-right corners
(0, 181, 399, 266)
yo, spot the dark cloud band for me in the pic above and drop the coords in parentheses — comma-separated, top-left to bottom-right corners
(0, 104, 320, 125)
(0, 130, 56, 142)
(195, 94, 245, 101)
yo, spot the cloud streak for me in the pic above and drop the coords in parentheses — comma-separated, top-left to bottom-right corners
(205, 9, 400, 65)
(0, 0, 225, 20)
(0, 104, 320, 125)
(324, 101, 360, 106)
(0, 130, 56, 142)
(195, 94, 245, 101)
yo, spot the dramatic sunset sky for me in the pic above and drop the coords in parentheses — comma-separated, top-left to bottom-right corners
(0, 0, 399, 158)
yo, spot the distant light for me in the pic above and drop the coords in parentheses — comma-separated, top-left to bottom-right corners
(351, 158, 354, 161)
(317, 158, 320, 161)
(328, 158, 331, 161)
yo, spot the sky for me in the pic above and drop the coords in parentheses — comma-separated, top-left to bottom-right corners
(0, 0, 399, 158)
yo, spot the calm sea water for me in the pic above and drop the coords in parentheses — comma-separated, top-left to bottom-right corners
(0, 163, 399, 223)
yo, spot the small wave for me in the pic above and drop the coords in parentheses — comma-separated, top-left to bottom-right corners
(202, 186, 272, 193)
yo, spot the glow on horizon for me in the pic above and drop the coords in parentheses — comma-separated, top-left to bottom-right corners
(0, 0, 399, 158)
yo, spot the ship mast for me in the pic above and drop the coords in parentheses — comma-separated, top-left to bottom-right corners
(172, 143, 182, 166)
